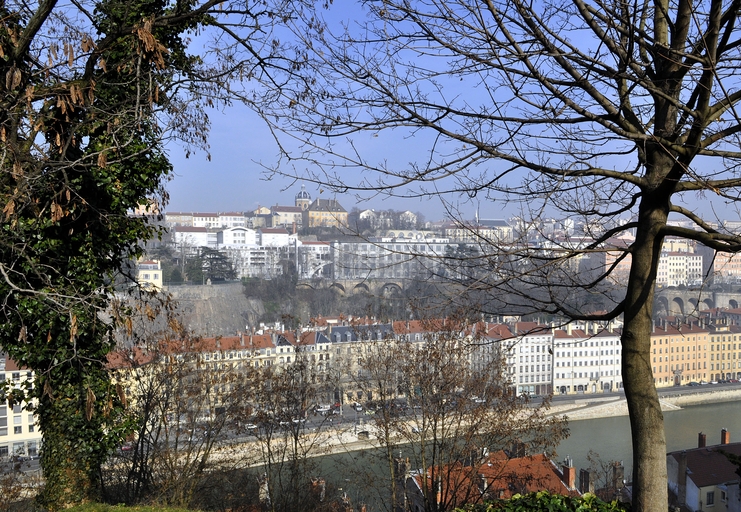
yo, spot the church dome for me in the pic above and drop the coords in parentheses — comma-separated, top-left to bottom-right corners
(296, 184, 311, 200)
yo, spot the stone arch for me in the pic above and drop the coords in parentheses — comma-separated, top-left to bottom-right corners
(352, 282, 370, 294)
(703, 297, 715, 310)
(329, 282, 346, 295)
(656, 296, 669, 316)
(688, 298, 698, 312)
(381, 283, 403, 298)
(670, 297, 685, 316)
(730, 299, 739, 309)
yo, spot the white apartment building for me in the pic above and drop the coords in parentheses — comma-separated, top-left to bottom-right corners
(331, 239, 452, 280)
(218, 212, 246, 228)
(259, 228, 290, 247)
(224, 245, 291, 279)
(192, 212, 220, 228)
(172, 226, 217, 248)
(0, 354, 41, 461)
(657, 251, 704, 287)
(509, 323, 553, 396)
(552, 325, 623, 395)
(297, 241, 331, 279)
(218, 227, 258, 246)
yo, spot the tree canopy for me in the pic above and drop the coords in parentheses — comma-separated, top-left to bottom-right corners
(0, 0, 308, 507)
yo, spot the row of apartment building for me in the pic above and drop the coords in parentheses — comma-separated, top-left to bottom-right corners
(114, 311, 741, 408)
(5, 312, 741, 464)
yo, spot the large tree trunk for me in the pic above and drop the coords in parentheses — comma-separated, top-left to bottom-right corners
(35, 374, 108, 511)
(622, 202, 669, 511)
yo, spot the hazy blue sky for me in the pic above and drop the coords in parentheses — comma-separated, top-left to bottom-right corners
(164, 102, 498, 222)
(161, 3, 741, 227)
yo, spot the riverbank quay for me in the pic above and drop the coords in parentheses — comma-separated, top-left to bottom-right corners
(207, 386, 741, 464)
(550, 385, 741, 421)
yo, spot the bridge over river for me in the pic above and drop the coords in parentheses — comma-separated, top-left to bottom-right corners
(655, 287, 741, 316)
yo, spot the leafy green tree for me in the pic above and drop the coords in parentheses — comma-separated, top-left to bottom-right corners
(201, 247, 237, 281)
(185, 255, 205, 284)
(170, 267, 184, 284)
(0, 0, 307, 507)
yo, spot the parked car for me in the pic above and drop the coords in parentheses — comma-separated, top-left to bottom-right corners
(687, 381, 700, 386)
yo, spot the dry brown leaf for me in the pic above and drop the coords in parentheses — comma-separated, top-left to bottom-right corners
(65, 189, 71, 202)
(43, 379, 53, 399)
(116, 383, 128, 408)
(69, 314, 78, 341)
(51, 201, 64, 222)
(3, 199, 15, 220)
(97, 151, 107, 168)
(81, 35, 94, 53)
(67, 41, 74, 67)
(11, 68, 21, 89)
(17, 326, 26, 342)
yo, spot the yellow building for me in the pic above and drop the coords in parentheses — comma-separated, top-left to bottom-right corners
(303, 199, 348, 228)
(707, 322, 741, 381)
(651, 321, 709, 387)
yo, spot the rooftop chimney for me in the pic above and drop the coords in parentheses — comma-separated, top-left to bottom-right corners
(698, 432, 706, 448)
(579, 468, 594, 494)
(561, 457, 576, 490)
(721, 428, 730, 445)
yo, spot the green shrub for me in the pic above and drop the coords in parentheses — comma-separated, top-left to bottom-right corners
(457, 491, 630, 512)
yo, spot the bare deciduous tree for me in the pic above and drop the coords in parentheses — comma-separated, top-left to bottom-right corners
(262, 1, 741, 509)
(349, 316, 567, 512)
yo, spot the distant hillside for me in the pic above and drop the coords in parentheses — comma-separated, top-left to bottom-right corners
(167, 283, 263, 336)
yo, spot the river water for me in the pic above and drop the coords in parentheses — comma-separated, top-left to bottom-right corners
(311, 399, 741, 510)
(558, 399, 741, 476)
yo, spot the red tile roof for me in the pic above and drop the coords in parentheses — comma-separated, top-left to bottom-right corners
(411, 451, 578, 509)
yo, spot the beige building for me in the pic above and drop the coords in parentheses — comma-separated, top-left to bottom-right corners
(303, 199, 348, 228)
(137, 260, 163, 291)
(0, 354, 41, 460)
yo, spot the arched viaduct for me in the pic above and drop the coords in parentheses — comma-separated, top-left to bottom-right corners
(655, 288, 741, 316)
(296, 278, 411, 297)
